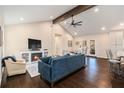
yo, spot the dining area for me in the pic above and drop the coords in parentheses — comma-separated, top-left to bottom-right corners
(106, 49, 124, 79)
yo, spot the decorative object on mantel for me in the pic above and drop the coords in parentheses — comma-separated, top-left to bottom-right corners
(44, 49, 48, 57)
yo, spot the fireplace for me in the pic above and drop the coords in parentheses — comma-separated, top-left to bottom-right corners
(31, 52, 42, 62)
(21, 51, 43, 64)
(21, 51, 42, 77)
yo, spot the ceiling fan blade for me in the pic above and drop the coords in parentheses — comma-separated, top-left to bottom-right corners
(73, 25, 76, 27)
(75, 21, 82, 24)
(71, 20, 75, 25)
(76, 24, 82, 26)
(70, 14, 82, 27)
(74, 24, 82, 27)
(73, 23, 82, 26)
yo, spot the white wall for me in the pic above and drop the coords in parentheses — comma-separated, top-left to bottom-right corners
(0, 9, 4, 86)
(74, 33, 109, 58)
(52, 24, 74, 55)
(4, 21, 73, 57)
(5, 21, 111, 59)
(108, 30, 124, 58)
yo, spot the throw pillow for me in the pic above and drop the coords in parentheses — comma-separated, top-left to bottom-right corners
(41, 56, 51, 64)
(64, 53, 70, 56)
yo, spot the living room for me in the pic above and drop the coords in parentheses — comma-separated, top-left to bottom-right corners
(1, 3, 124, 90)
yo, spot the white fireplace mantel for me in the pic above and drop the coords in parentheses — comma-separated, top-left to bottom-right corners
(20, 50, 44, 64)
(20, 50, 44, 77)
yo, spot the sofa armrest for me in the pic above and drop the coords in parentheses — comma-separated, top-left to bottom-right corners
(38, 61, 51, 82)
(16, 59, 25, 62)
(5, 61, 26, 70)
(5, 61, 26, 76)
(10, 61, 26, 65)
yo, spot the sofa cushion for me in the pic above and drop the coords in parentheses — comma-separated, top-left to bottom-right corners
(41, 56, 52, 64)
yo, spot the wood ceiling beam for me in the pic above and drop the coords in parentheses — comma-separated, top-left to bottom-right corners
(53, 5, 96, 24)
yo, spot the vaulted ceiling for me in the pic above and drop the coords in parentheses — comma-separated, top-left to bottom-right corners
(60, 5, 124, 37)
(1, 5, 76, 25)
(1, 5, 124, 37)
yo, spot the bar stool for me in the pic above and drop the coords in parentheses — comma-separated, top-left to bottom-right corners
(106, 49, 121, 75)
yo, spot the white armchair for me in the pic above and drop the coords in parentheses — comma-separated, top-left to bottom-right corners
(5, 59, 26, 76)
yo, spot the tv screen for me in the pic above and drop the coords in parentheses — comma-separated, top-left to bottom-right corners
(28, 38, 41, 49)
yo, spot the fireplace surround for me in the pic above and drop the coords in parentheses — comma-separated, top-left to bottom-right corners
(21, 50, 42, 64)
(31, 53, 42, 62)
(20, 50, 43, 77)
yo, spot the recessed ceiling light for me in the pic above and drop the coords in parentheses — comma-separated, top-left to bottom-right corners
(74, 32, 77, 35)
(120, 23, 124, 26)
(50, 16, 53, 19)
(101, 27, 106, 31)
(94, 8, 99, 12)
(20, 17, 24, 21)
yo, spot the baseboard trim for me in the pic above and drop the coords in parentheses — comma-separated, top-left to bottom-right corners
(86, 55, 107, 60)
(86, 55, 97, 58)
(97, 57, 107, 60)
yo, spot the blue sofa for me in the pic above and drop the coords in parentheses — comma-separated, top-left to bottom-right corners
(38, 54, 85, 86)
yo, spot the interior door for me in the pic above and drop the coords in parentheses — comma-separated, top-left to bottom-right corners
(55, 35, 63, 56)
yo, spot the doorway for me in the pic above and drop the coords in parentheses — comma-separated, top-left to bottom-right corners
(54, 34, 63, 56)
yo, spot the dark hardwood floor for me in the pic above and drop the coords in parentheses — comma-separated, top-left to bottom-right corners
(2, 57, 124, 88)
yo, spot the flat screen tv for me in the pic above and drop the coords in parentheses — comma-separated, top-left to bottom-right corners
(28, 38, 41, 50)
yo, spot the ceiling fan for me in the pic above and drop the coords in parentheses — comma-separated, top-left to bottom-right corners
(70, 15, 82, 27)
